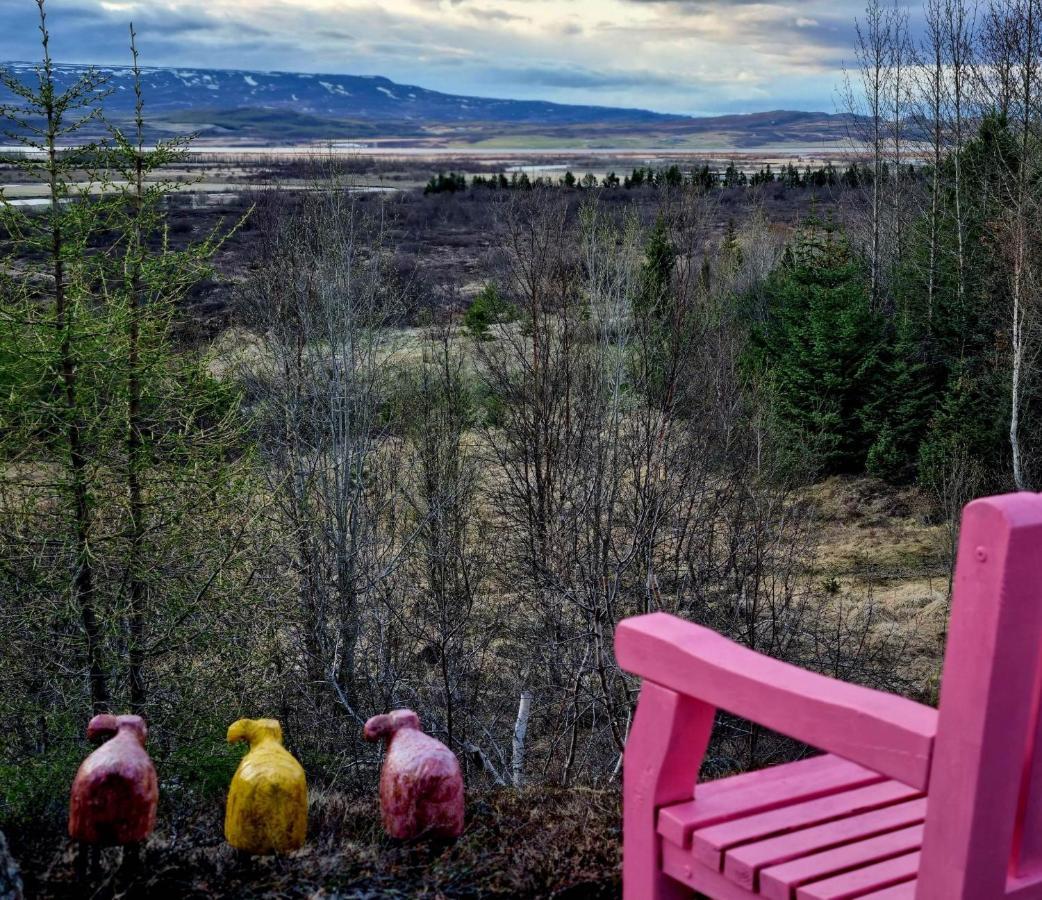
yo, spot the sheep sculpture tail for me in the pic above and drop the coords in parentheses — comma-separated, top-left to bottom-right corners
(363, 709, 465, 841)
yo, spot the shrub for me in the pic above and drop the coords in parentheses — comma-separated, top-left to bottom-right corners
(0, 724, 82, 831)
(866, 423, 902, 482)
(464, 283, 517, 339)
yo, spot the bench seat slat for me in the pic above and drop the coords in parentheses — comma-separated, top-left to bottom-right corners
(662, 840, 765, 900)
(692, 781, 923, 870)
(658, 755, 883, 849)
(757, 824, 924, 899)
(726, 800, 926, 891)
(859, 883, 918, 899)
(795, 852, 921, 900)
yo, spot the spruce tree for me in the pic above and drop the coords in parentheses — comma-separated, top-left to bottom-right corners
(635, 216, 676, 323)
(632, 217, 683, 408)
(752, 223, 885, 474)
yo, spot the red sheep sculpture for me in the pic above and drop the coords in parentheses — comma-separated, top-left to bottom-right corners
(363, 710, 465, 841)
(68, 714, 158, 849)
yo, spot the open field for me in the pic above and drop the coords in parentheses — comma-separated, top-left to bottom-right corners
(0, 145, 865, 198)
(0, 155, 855, 338)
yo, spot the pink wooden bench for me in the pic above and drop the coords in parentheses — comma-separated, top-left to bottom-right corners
(616, 492, 1042, 899)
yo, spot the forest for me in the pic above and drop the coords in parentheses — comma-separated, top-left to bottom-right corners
(2, 0, 1042, 896)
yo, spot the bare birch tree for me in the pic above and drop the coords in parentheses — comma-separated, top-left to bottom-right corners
(847, 0, 896, 306)
(985, 0, 1042, 489)
(237, 174, 408, 734)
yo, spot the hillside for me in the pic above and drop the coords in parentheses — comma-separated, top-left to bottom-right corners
(9, 789, 621, 899)
(4, 474, 946, 898)
(0, 62, 857, 148)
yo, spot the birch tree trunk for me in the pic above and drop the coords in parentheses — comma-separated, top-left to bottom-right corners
(512, 690, 533, 788)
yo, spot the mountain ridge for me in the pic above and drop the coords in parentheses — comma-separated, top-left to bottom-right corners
(0, 61, 856, 148)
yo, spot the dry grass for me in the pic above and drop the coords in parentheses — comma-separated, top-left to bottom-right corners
(806, 476, 946, 577)
(805, 475, 950, 615)
(802, 475, 951, 697)
(14, 788, 620, 899)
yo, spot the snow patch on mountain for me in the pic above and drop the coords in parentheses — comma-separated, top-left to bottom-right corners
(320, 81, 351, 97)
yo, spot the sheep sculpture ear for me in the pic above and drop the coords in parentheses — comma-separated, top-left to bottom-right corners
(252, 719, 283, 744)
(86, 714, 119, 744)
(227, 718, 253, 745)
(363, 713, 393, 742)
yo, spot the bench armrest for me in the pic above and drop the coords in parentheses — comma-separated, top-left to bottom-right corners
(616, 613, 937, 788)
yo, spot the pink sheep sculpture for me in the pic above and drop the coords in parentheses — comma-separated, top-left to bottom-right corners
(68, 714, 158, 849)
(363, 710, 465, 841)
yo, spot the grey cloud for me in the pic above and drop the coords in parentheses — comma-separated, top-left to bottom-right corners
(0, 0, 868, 115)
(504, 64, 694, 91)
(0, 0, 241, 63)
(317, 29, 358, 42)
(480, 9, 529, 23)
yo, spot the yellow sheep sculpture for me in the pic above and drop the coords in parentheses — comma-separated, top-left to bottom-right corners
(225, 718, 307, 854)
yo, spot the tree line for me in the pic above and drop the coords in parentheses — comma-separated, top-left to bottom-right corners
(424, 161, 905, 194)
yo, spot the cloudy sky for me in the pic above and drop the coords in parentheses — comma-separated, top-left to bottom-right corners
(0, 0, 892, 115)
